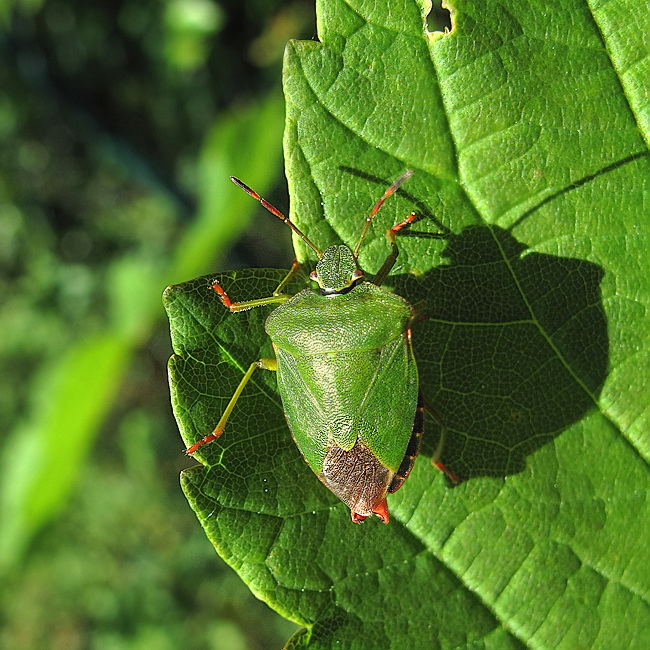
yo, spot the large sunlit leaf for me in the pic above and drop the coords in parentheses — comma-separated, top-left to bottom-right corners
(166, 1, 649, 647)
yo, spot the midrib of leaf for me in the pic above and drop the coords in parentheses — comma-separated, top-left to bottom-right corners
(585, 8, 641, 137)
(488, 225, 601, 406)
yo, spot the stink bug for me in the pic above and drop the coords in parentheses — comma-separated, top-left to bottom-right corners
(187, 171, 457, 523)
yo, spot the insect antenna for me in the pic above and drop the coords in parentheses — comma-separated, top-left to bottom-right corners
(353, 169, 413, 258)
(230, 176, 322, 257)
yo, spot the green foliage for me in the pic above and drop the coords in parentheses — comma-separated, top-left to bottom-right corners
(0, 93, 285, 566)
(0, 417, 298, 650)
(167, 0, 649, 648)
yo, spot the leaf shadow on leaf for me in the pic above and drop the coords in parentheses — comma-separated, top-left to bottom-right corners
(392, 224, 609, 480)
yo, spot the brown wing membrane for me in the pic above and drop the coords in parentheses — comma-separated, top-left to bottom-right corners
(319, 392, 427, 523)
(319, 441, 394, 523)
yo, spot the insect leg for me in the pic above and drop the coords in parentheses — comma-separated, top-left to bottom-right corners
(388, 392, 425, 493)
(185, 358, 277, 454)
(212, 260, 301, 313)
(371, 212, 418, 287)
(354, 169, 413, 257)
(425, 401, 461, 484)
(271, 258, 301, 296)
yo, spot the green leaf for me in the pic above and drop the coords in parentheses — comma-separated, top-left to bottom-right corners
(0, 335, 131, 565)
(169, 92, 286, 283)
(166, 1, 649, 647)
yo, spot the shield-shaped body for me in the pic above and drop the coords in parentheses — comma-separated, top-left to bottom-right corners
(265, 281, 418, 520)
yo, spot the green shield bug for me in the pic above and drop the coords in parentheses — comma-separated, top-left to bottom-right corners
(187, 171, 458, 523)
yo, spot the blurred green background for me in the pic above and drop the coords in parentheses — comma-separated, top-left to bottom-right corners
(0, 0, 311, 647)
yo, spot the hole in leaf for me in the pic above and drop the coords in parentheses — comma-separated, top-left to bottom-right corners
(426, 0, 452, 33)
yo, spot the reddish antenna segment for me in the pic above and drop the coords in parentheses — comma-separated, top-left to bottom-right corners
(353, 169, 413, 258)
(230, 176, 322, 257)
